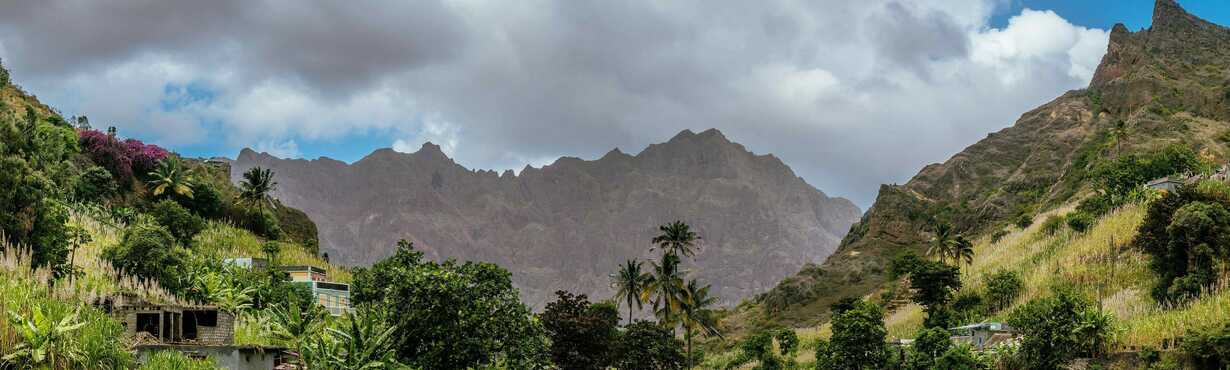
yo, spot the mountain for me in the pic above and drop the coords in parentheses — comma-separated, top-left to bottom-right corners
(754, 0, 1230, 326)
(233, 128, 861, 307)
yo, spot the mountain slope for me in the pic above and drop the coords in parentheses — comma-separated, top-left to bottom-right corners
(233, 128, 861, 307)
(754, 0, 1230, 326)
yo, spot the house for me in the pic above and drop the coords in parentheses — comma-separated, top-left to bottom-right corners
(223, 257, 269, 270)
(949, 322, 1017, 351)
(106, 294, 234, 345)
(1145, 176, 1186, 192)
(279, 265, 352, 316)
(105, 294, 288, 369)
(280, 265, 327, 282)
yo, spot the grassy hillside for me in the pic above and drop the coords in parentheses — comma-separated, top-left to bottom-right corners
(707, 201, 1230, 368)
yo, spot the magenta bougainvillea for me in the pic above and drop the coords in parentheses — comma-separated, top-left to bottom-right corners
(78, 129, 168, 182)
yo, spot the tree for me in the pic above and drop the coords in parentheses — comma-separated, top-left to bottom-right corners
(148, 199, 204, 244)
(651, 220, 701, 258)
(679, 280, 721, 369)
(1008, 289, 1114, 370)
(239, 167, 278, 210)
(817, 300, 887, 370)
(540, 291, 619, 370)
(908, 260, 961, 328)
(262, 241, 281, 267)
(926, 222, 955, 264)
(102, 222, 189, 294)
(1135, 182, 1230, 302)
(984, 270, 1023, 312)
(908, 327, 951, 370)
(612, 259, 650, 324)
(351, 240, 550, 369)
(612, 320, 684, 370)
(642, 253, 684, 329)
(951, 236, 974, 267)
(269, 297, 329, 364)
(146, 158, 194, 199)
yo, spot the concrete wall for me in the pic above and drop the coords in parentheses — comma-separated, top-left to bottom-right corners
(136, 345, 281, 370)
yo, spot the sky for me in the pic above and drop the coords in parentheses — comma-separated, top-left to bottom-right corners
(0, 1, 1225, 207)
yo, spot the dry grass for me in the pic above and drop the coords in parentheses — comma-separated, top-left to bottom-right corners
(192, 221, 351, 283)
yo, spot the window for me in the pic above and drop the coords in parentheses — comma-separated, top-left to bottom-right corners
(186, 310, 218, 327)
(136, 313, 159, 337)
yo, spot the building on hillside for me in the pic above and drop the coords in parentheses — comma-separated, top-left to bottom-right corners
(949, 322, 1017, 351)
(279, 265, 351, 316)
(104, 294, 288, 369)
(1146, 176, 1187, 192)
(223, 257, 269, 270)
(134, 344, 285, 370)
(280, 265, 327, 282)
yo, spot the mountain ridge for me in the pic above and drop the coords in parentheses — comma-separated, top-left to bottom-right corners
(234, 128, 861, 308)
(752, 0, 1230, 326)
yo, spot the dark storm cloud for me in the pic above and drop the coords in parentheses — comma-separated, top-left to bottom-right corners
(0, 1, 1107, 206)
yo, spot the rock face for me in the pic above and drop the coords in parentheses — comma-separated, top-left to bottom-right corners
(233, 128, 860, 307)
(757, 0, 1230, 326)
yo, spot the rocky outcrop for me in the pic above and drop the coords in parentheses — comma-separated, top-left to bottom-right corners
(233, 129, 860, 308)
(757, 0, 1230, 326)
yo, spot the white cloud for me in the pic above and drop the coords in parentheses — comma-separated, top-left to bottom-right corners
(253, 139, 301, 159)
(0, 0, 1114, 206)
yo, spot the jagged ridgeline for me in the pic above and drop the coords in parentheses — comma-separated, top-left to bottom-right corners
(234, 129, 862, 308)
(755, 0, 1230, 326)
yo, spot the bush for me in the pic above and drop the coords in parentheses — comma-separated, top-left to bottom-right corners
(103, 222, 190, 294)
(75, 165, 118, 202)
(149, 200, 205, 244)
(888, 251, 923, 279)
(1135, 183, 1230, 302)
(934, 344, 981, 370)
(78, 129, 167, 183)
(909, 327, 952, 369)
(177, 182, 224, 220)
(1077, 193, 1115, 218)
(1040, 215, 1065, 235)
(0, 58, 9, 86)
(138, 351, 218, 370)
(1015, 214, 1034, 229)
(1180, 324, 1230, 369)
(235, 208, 283, 241)
(613, 321, 684, 370)
(1065, 212, 1095, 233)
(990, 229, 1009, 243)
(1007, 289, 1114, 370)
(984, 270, 1023, 312)
(817, 300, 887, 369)
(540, 291, 619, 370)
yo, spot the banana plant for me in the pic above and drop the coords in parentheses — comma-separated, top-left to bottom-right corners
(2, 305, 87, 369)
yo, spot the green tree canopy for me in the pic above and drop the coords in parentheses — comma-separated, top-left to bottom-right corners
(540, 291, 619, 370)
(612, 320, 684, 370)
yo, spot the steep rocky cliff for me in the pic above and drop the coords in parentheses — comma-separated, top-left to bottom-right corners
(233, 128, 860, 307)
(756, 0, 1230, 326)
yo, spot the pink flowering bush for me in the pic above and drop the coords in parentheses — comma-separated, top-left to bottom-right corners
(77, 129, 168, 182)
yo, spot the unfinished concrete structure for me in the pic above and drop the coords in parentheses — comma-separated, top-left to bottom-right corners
(107, 294, 234, 345)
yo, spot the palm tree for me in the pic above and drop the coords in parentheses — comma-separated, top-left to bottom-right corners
(641, 253, 685, 330)
(927, 222, 955, 264)
(612, 259, 650, 324)
(239, 167, 278, 210)
(651, 221, 701, 258)
(680, 279, 721, 369)
(147, 158, 194, 199)
(952, 236, 975, 267)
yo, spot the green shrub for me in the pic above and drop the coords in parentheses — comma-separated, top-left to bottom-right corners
(933, 344, 981, 370)
(816, 300, 887, 369)
(1077, 193, 1115, 218)
(1136, 184, 1230, 302)
(236, 208, 283, 241)
(990, 229, 1009, 243)
(888, 251, 923, 279)
(1015, 214, 1034, 229)
(0, 58, 9, 86)
(613, 321, 684, 370)
(1040, 215, 1066, 235)
(138, 350, 219, 370)
(984, 270, 1023, 312)
(1179, 319, 1230, 368)
(1065, 212, 1094, 233)
(1218, 129, 1230, 143)
(150, 199, 205, 244)
(177, 182, 224, 220)
(103, 222, 190, 294)
(909, 327, 952, 369)
(75, 165, 118, 202)
(1007, 289, 1114, 370)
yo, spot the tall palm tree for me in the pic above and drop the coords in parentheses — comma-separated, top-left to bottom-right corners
(611, 259, 650, 324)
(651, 221, 701, 258)
(680, 279, 721, 369)
(952, 236, 975, 267)
(239, 167, 278, 210)
(147, 158, 195, 199)
(641, 253, 685, 330)
(927, 222, 955, 264)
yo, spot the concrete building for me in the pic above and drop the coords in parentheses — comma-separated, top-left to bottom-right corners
(135, 344, 285, 370)
(223, 257, 269, 270)
(949, 322, 1017, 351)
(279, 265, 351, 315)
(108, 295, 234, 345)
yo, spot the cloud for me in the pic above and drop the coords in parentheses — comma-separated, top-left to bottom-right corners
(0, 0, 1109, 206)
